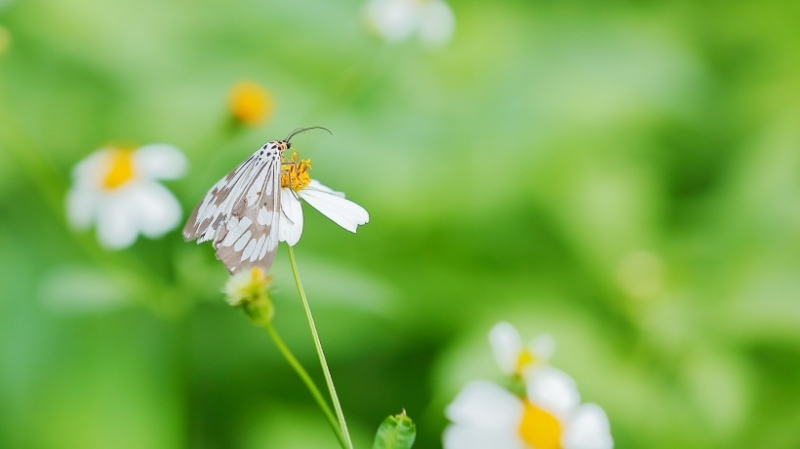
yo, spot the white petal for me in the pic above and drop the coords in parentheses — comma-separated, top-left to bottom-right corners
(279, 188, 304, 246)
(563, 404, 613, 449)
(299, 182, 369, 233)
(72, 149, 112, 187)
(529, 334, 556, 362)
(95, 191, 140, 249)
(65, 185, 98, 230)
(443, 424, 525, 449)
(446, 381, 523, 431)
(129, 181, 182, 237)
(133, 144, 187, 180)
(418, 0, 455, 46)
(526, 367, 581, 418)
(306, 179, 345, 198)
(489, 322, 524, 376)
(365, 0, 419, 42)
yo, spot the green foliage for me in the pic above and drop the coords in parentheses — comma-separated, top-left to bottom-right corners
(1, 0, 800, 448)
(373, 412, 416, 449)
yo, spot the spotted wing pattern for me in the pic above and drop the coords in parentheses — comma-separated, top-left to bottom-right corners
(183, 142, 285, 274)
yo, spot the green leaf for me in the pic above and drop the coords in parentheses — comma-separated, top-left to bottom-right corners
(372, 411, 416, 449)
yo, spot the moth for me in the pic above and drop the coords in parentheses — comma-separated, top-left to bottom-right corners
(183, 127, 329, 273)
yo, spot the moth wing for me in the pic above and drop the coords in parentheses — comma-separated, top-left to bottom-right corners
(183, 153, 259, 243)
(211, 159, 282, 274)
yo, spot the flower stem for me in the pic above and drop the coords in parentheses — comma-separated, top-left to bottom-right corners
(287, 246, 353, 449)
(261, 322, 347, 449)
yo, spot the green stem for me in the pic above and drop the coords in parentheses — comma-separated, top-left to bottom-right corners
(261, 322, 347, 449)
(288, 246, 353, 449)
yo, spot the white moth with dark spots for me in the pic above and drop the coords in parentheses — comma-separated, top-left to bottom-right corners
(183, 127, 329, 274)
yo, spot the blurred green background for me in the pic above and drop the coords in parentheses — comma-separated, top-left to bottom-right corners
(2, 0, 800, 448)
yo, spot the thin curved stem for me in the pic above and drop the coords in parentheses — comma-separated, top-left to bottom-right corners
(262, 322, 347, 449)
(288, 246, 353, 449)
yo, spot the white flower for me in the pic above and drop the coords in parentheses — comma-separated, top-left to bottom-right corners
(66, 144, 187, 249)
(223, 266, 270, 307)
(444, 367, 613, 449)
(278, 158, 369, 246)
(490, 322, 556, 377)
(364, 0, 455, 47)
(223, 267, 274, 325)
(279, 180, 370, 246)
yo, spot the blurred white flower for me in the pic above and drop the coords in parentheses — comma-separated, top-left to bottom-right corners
(278, 157, 369, 246)
(444, 367, 613, 449)
(490, 321, 556, 377)
(223, 267, 274, 325)
(223, 266, 269, 307)
(66, 144, 187, 249)
(364, 0, 455, 47)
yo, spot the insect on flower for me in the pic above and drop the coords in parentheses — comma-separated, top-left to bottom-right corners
(183, 127, 330, 274)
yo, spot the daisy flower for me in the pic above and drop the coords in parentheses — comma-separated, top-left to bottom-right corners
(66, 144, 187, 249)
(278, 155, 369, 246)
(364, 0, 456, 47)
(490, 321, 556, 378)
(444, 367, 613, 449)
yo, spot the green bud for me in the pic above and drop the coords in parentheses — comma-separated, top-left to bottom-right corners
(372, 410, 416, 449)
(223, 267, 274, 325)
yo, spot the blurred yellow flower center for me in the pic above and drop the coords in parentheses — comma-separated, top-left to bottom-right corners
(281, 155, 312, 192)
(102, 148, 136, 190)
(229, 81, 273, 125)
(248, 266, 267, 286)
(515, 349, 535, 376)
(518, 400, 562, 449)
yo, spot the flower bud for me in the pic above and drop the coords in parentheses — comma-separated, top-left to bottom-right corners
(223, 267, 274, 325)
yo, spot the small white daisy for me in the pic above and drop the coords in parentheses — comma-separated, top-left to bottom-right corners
(490, 321, 556, 378)
(66, 144, 187, 249)
(223, 266, 270, 307)
(364, 0, 455, 47)
(223, 267, 274, 325)
(444, 367, 613, 449)
(277, 157, 369, 246)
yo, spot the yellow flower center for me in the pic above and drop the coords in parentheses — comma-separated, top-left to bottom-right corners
(515, 349, 535, 376)
(249, 266, 268, 287)
(229, 81, 273, 125)
(518, 400, 562, 449)
(280, 154, 312, 191)
(101, 148, 136, 190)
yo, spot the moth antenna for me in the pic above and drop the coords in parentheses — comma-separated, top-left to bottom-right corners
(284, 126, 332, 143)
